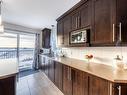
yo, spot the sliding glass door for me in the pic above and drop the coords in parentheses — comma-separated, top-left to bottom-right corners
(19, 34, 35, 71)
(0, 32, 36, 71)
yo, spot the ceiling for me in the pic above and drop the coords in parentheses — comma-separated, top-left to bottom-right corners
(2, 0, 80, 30)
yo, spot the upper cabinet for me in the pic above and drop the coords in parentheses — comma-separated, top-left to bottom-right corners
(57, 0, 92, 47)
(57, 15, 71, 47)
(42, 28, 51, 48)
(63, 15, 71, 46)
(71, 0, 92, 31)
(80, 0, 92, 28)
(57, 20, 64, 46)
(57, 0, 127, 47)
(91, 0, 114, 45)
(71, 9, 80, 31)
(116, 0, 127, 45)
(91, 0, 127, 46)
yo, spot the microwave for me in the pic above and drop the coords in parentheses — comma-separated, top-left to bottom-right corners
(70, 29, 90, 44)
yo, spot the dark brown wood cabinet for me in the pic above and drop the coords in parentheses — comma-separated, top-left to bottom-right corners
(57, 16, 71, 47)
(72, 69, 88, 95)
(42, 28, 51, 48)
(57, 0, 92, 47)
(63, 16, 71, 46)
(39, 55, 45, 71)
(57, 0, 127, 47)
(71, 0, 92, 31)
(71, 9, 80, 31)
(54, 61, 63, 91)
(80, 0, 92, 28)
(63, 65, 72, 95)
(91, 0, 114, 45)
(115, 0, 127, 45)
(89, 75, 110, 95)
(48, 59, 55, 82)
(112, 83, 127, 95)
(41, 56, 127, 95)
(92, 0, 127, 46)
(44, 57, 49, 77)
(57, 20, 64, 46)
(0, 76, 16, 95)
(63, 65, 89, 95)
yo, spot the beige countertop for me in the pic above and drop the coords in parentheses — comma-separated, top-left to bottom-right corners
(0, 58, 18, 79)
(40, 54, 127, 83)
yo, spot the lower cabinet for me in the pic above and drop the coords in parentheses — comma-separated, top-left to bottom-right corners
(63, 65, 88, 95)
(44, 57, 49, 77)
(63, 65, 72, 95)
(41, 56, 127, 95)
(89, 75, 111, 95)
(0, 76, 16, 95)
(48, 59, 55, 82)
(113, 83, 127, 95)
(39, 55, 45, 71)
(72, 69, 88, 95)
(54, 61, 63, 91)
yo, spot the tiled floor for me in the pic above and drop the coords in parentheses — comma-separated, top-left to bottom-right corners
(17, 71, 64, 95)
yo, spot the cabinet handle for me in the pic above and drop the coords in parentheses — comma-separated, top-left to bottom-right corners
(67, 67, 70, 80)
(118, 86, 121, 95)
(109, 83, 112, 95)
(113, 24, 115, 42)
(70, 68, 72, 80)
(76, 17, 78, 29)
(75, 17, 77, 29)
(119, 22, 122, 42)
(77, 16, 80, 28)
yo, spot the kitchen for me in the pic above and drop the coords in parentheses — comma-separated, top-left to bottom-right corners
(0, 0, 127, 95)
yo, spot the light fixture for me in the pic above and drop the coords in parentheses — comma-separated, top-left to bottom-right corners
(0, 0, 4, 33)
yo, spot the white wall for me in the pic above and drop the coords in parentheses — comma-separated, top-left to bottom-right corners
(61, 47, 127, 66)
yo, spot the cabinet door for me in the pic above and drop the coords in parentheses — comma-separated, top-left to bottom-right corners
(71, 10, 80, 30)
(44, 58, 49, 77)
(116, 0, 127, 44)
(42, 29, 51, 48)
(0, 76, 16, 95)
(54, 62, 63, 91)
(39, 55, 42, 69)
(48, 60, 54, 82)
(42, 57, 45, 71)
(93, 0, 114, 44)
(57, 21, 64, 46)
(113, 83, 127, 95)
(80, 0, 92, 28)
(63, 65, 72, 95)
(63, 16, 71, 46)
(72, 69, 88, 95)
(89, 75, 110, 95)
(39, 56, 45, 71)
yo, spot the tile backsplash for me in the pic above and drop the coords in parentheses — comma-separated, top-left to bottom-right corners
(61, 47, 127, 66)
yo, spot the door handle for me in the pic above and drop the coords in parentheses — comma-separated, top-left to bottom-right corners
(67, 67, 70, 80)
(112, 24, 115, 42)
(69, 68, 72, 81)
(117, 86, 121, 95)
(119, 22, 122, 42)
(77, 16, 80, 28)
(109, 83, 113, 95)
(76, 17, 78, 29)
